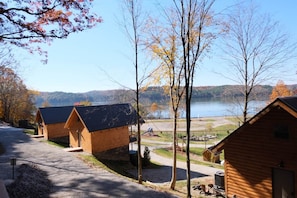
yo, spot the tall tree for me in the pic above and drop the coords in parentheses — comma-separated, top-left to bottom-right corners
(1, 0, 102, 60)
(122, 0, 145, 184)
(173, 0, 216, 196)
(146, 10, 185, 189)
(221, 2, 297, 123)
(269, 80, 292, 102)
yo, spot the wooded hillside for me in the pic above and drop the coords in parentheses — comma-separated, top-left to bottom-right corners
(33, 84, 296, 107)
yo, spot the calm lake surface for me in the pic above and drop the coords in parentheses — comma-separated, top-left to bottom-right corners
(152, 99, 267, 118)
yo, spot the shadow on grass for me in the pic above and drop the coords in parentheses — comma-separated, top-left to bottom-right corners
(96, 156, 208, 184)
(127, 165, 209, 183)
(0, 143, 5, 155)
(88, 155, 164, 181)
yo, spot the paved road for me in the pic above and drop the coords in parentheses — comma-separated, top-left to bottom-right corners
(0, 126, 176, 198)
(128, 143, 221, 185)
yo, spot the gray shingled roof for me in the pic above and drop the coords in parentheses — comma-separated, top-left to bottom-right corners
(278, 96, 297, 112)
(38, 106, 73, 125)
(75, 103, 142, 132)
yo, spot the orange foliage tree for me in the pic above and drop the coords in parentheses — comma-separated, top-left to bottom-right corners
(269, 80, 292, 102)
(0, 66, 36, 125)
(150, 102, 158, 113)
(0, 0, 102, 61)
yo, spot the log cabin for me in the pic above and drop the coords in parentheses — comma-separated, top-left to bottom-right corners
(209, 96, 297, 198)
(36, 106, 73, 143)
(64, 103, 141, 161)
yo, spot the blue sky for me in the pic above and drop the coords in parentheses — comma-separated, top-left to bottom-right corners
(20, 0, 297, 93)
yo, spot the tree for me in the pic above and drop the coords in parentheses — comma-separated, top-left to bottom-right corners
(147, 0, 217, 193)
(221, 2, 297, 123)
(0, 65, 36, 125)
(74, 100, 92, 106)
(122, 0, 145, 184)
(0, 0, 102, 60)
(150, 102, 158, 113)
(145, 10, 185, 189)
(173, 0, 217, 196)
(269, 80, 292, 102)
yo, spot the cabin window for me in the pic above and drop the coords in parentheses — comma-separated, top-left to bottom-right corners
(274, 125, 289, 139)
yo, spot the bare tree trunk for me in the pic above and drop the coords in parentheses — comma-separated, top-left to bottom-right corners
(122, 0, 143, 183)
(170, 112, 178, 189)
(136, 84, 142, 183)
(185, 85, 191, 198)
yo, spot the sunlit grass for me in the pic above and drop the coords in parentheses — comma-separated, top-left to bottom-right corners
(23, 129, 36, 135)
(142, 122, 237, 144)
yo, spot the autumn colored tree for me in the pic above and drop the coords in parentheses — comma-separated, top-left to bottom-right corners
(147, 0, 217, 194)
(1, 0, 102, 60)
(146, 13, 185, 189)
(0, 65, 36, 125)
(269, 80, 292, 102)
(41, 100, 51, 107)
(150, 102, 158, 113)
(74, 100, 92, 106)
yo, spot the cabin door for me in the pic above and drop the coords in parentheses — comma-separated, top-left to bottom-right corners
(273, 168, 295, 198)
(76, 129, 81, 147)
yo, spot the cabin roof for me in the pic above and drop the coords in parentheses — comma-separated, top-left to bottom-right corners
(67, 103, 143, 132)
(278, 96, 297, 111)
(36, 106, 73, 125)
(210, 96, 297, 153)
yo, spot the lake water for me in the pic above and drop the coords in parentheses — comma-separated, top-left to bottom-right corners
(151, 99, 267, 118)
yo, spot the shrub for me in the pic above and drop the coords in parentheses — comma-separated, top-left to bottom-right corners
(142, 146, 151, 167)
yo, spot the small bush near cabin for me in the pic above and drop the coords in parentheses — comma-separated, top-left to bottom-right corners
(129, 147, 151, 167)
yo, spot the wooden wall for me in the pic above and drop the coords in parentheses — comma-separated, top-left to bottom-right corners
(224, 107, 297, 198)
(37, 120, 69, 141)
(68, 117, 130, 161)
(37, 121, 46, 137)
(90, 126, 129, 153)
(46, 122, 69, 140)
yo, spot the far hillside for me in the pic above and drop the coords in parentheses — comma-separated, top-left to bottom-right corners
(33, 84, 297, 107)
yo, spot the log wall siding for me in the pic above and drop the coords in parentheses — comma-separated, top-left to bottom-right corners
(90, 126, 129, 154)
(224, 107, 297, 198)
(45, 123, 69, 140)
(38, 121, 69, 140)
(68, 116, 129, 155)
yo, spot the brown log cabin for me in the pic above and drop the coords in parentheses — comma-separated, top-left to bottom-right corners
(35, 106, 73, 142)
(64, 103, 141, 161)
(209, 96, 297, 198)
